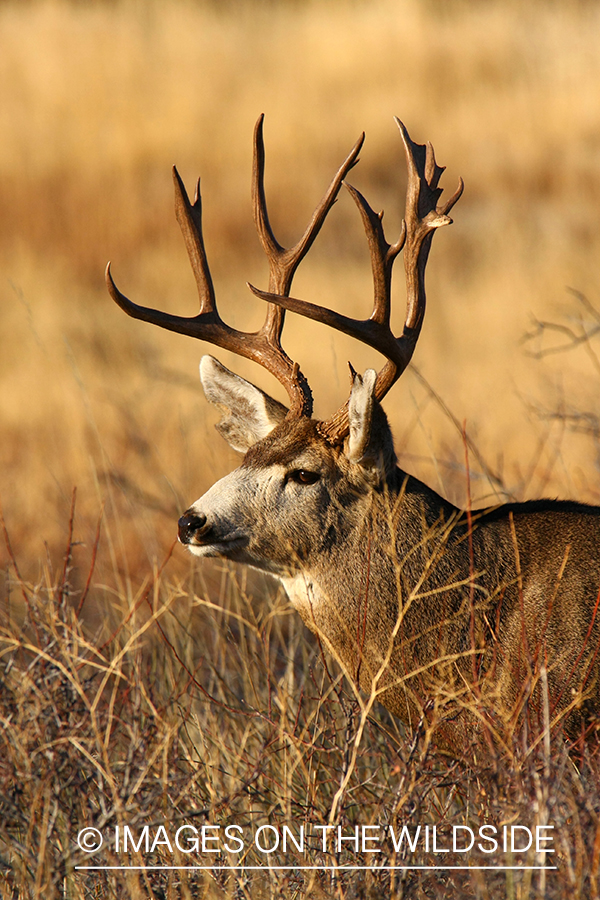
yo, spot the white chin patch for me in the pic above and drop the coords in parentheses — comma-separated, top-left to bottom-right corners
(185, 537, 247, 559)
(186, 543, 220, 558)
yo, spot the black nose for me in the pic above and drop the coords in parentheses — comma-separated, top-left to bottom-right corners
(178, 512, 207, 544)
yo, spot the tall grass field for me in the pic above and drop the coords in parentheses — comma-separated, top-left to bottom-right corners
(1, 1, 600, 897)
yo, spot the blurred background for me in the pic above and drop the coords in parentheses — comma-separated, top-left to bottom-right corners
(1, 0, 599, 592)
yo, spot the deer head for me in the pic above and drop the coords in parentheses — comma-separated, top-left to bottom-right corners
(106, 116, 463, 552)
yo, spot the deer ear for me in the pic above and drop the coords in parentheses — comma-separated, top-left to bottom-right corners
(200, 356, 288, 452)
(345, 368, 396, 477)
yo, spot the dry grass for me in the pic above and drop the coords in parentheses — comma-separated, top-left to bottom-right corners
(2, 0, 600, 896)
(2, 521, 600, 899)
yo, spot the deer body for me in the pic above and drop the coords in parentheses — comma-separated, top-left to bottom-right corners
(107, 117, 600, 747)
(179, 358, 600, 747)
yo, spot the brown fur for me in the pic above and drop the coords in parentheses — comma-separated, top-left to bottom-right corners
(185, 406, 600, 753)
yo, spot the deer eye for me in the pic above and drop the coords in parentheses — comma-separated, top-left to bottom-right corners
(288, 469, 320, 485)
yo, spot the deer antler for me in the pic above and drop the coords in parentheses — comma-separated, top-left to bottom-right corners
(106, 115, 364, 418)
(250, 118, 463, 442)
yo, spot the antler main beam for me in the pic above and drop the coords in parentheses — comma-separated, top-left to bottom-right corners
(106, 115, 364, 418)
(250, 118, 463, 442)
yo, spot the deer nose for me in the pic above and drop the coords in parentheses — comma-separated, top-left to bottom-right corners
(178, 511, 208, 544)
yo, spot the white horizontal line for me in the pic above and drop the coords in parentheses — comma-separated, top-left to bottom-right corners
(75, 865, 557, 871)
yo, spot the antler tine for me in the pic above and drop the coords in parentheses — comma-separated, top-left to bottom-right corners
(107, 116, 366, 420)
(248, 182, 406, 360)
(398, 118, 463, 341)
(173, 167, 216, 316)
(249, 119, 464, 444)
(106, 170, 230, 342)
(252, 113, 364, 344)
(106, 164, 313, 417)
(344, 182, 406, 330)
(106, 166, 220, 333)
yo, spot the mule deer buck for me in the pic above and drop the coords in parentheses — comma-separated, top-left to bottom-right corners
(107, 116, 600, 752)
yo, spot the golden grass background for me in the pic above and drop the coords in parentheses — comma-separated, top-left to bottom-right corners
(1, 0, 600, 585)
(2, 3, 600, 896)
